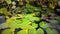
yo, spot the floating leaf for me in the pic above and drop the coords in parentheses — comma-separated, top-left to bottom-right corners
(6, 0, 12, 4)
(17, 29, 28, 34)
(46, 28, 58, 34)
(31, 23, 38, 28)
(52, 29, 58, 34)
(20, 25, 34, 30)
(33, 7, 41, 12)
(7, 21, 21, 28)
(6, 17, 21, 28)
(26, 4, 32, 8)
(56, 16, 60, 20)
(0, 8, 11, 16)
(26, 0, 30, 3)
(0, 23, 8, 29)
(16, 14, 23, 18)
(36, 28, 44, 34)
(49, 3, 55, 9)
(50, 20, 58, 24)
(24, 14, 40, 22)
(27, 8, 34, 13)
(39, 22, 49, 28)
(58, 1, 60, 6)
(19, 18, 33, 29)
(42, 7, 47, 10)
(0, 0, 3, 3)
(2, 29, 14, 34)
(46, 28, 52, 34)
(29, 28, 36, 34)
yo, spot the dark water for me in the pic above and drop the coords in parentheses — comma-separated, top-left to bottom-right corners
(0, 16, 5, 24)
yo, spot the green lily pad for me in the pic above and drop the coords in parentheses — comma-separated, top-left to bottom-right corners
(39, 22, 49, 28)
(29, 28, 36, 34)
(6, 0, 12, 4)
(46, 28, 58, 34)
(0, 23, 8, 29)
(17, 29, 28, 34)
(36, 28, 44, 34)
(31, 23, 38, 28)
(2, 29, 14, 34)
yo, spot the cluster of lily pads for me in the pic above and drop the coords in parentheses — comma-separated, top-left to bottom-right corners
(0, 0, 60, 34)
